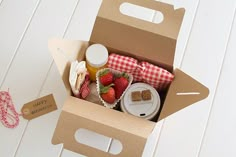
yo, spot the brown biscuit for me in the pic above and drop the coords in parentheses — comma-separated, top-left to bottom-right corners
(131, 91, 142, 101)
(142, 90, 151, 100)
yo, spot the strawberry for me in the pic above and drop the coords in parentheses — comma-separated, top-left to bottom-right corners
(99, 69, 113, 86)
(100, 84, 115, 104)
(114, 73, 129, 99)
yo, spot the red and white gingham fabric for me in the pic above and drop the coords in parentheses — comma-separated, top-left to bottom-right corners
(108, 53, 174, 91)
(107, 53, 138, 74)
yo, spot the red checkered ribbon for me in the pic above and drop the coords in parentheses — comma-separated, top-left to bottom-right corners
(108, 54, 174, 90)
(0, 90, 20, 128)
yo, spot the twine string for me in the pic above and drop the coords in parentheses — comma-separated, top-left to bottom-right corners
(0, 90, 20, 128)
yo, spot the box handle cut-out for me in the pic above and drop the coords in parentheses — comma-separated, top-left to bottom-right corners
(75, 128, 123, 155)
(96, 0, 185, 37)
(120, 2, 164, 24)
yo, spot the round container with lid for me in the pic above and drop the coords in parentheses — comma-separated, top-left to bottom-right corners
(86, 44, 108, 81)
(121, 83, 161, 120)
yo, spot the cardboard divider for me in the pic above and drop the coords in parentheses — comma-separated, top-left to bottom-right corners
(52, 96, 155, 157)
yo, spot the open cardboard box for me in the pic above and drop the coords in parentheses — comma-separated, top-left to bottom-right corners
(49, 0, 209, 156)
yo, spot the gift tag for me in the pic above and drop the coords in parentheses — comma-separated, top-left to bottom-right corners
(21, 94, 57, 120)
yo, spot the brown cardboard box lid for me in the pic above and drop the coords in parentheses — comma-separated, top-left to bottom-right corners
(90, 0, 185, 71)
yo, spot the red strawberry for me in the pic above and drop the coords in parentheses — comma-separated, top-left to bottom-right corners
(100, 84, 115, 104)
(99, 69, 113, 86)
(114, 73, 129, 99)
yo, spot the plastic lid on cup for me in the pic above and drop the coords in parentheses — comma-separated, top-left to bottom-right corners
(121, 83, 161, 120)
(86, 44, 108, 68)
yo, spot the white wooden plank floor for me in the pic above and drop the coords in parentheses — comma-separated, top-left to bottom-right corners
(0, 0, 236, 157)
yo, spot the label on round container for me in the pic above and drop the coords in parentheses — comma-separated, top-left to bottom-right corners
(121, 83, 160, 120)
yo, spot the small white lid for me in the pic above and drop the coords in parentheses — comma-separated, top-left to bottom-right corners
(121, 83, 161, 120)
(86, 44, 108, 68)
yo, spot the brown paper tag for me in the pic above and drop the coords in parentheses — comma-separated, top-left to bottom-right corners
(21, 94, 57, 120)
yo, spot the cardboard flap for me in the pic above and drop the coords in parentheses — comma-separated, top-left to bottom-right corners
(91, 0, 185, 70)
(48, 38, 89, 93)
(159, 69, 209, 120)
(52, 96, 156, 157)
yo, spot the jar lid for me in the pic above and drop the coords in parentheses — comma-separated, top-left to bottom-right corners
(86, 44, 108, 68)
(121, 83, 161, 120)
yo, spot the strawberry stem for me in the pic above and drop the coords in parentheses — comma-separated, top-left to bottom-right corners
(122, 72, 129, 79)
(99, 69, 109, 77)
(100, 84, 114, 94)
(116, 72, 129, 79)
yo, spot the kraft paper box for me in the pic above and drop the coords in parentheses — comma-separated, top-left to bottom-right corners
(49, 0, 209, 156)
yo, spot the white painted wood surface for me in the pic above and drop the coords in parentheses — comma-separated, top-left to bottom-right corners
(0, 0, 235, 157)
(199, 10, 236, 157)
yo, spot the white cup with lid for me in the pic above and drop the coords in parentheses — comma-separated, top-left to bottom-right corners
(121, 83, 161, 120)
